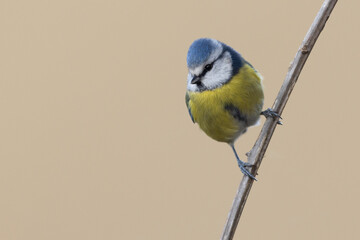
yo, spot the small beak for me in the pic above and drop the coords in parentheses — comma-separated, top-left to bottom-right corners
(191, 75, 201, 84)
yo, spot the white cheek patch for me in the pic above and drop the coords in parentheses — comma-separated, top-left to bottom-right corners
(201, 51, 232, 90)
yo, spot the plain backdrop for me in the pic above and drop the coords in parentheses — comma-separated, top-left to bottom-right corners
(1, 0, 359, 239)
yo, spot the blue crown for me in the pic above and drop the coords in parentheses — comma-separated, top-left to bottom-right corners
(187, 38, 216, 68)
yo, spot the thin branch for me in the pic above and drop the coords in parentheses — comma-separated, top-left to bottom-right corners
(221, 0, 338, 239)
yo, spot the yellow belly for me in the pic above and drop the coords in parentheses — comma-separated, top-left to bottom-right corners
(187, 64, 264, 143)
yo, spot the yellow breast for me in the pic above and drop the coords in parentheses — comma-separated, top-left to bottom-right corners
(187, 63, 264, 143)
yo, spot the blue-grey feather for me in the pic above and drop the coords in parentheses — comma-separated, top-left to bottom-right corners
(221, 44, 244, 76)
(188, 107, 195, 123)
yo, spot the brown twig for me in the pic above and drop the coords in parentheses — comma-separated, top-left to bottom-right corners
(221, 0, 338, 239)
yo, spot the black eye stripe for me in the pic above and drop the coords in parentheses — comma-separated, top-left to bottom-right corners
(199, 62, 214, 77)
(196, 50, 226, 78)
(202, 51, 226, 75)
(204, 63, 213, 71)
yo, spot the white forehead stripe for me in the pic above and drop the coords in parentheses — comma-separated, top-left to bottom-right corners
(206, 39, 223, 63)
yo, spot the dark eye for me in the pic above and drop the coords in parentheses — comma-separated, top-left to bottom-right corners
(204, 63, 213, 71)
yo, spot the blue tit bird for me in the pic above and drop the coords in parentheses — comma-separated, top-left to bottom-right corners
(185, 38, 264, 180)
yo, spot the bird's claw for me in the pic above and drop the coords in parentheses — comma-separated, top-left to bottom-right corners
(243, 162, 254, 168)
(238, 162, 257, 181)
(261, 108, 283, 125)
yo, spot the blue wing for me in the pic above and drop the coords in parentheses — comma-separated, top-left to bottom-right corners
(185, 92, 195, 123)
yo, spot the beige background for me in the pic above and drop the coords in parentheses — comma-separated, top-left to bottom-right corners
(1, 0, 359, 239)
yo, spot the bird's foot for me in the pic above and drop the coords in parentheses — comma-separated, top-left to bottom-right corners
(261, 108, 283, 125)
(242, 161, 254, 168)
(238, 160, 257, 181)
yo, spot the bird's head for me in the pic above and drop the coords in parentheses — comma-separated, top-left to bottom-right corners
(186, 38, 243, 92)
